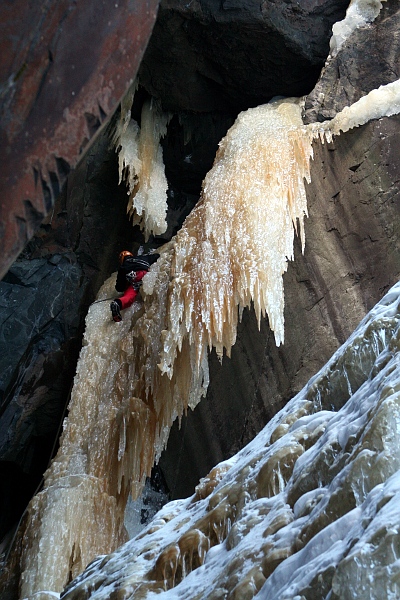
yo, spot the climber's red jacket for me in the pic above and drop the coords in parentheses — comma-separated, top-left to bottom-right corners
(114, 252, 160, 310)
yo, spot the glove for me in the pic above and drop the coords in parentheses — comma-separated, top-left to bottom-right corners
(126, 270, 144, 291)
(126, 270, 136, 283)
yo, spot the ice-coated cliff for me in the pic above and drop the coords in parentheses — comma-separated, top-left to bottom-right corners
(60, 280, 400, 600)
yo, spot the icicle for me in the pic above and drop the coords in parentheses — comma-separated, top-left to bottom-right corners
(127, 99, 171, 238)
(113, 91, 171, 240)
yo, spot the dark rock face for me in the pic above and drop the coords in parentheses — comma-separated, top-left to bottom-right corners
(0, 254, 83, 483)
(0, 0, 159, 281)
(162, 113, 235, 196)
(138, 0, 348, 113)
(304, 0, 400, 122)
(0, 129, 141, 554)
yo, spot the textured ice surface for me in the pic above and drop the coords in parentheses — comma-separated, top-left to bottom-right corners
(60, 283, 400, 600)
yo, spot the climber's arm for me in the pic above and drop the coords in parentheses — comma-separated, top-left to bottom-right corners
(115, 268, 127, 293)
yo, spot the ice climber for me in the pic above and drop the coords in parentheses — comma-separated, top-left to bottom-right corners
(110, 249, 160, 322)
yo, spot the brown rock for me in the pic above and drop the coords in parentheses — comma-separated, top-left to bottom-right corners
(0, 0, 159, 281)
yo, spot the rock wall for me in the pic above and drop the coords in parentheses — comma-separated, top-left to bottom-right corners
(0, 0, 159, 280)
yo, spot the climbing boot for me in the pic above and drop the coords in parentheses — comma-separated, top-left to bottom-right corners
(110, 300, 122, 322)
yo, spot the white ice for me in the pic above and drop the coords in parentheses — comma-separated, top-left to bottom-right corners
(61, 282, 400, 600)
(329, 0, 388, 58)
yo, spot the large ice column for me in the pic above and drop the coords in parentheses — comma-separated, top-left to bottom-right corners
(158, 98, 313, 358)
(19, 279, 146, 597)
(19, 254, 209, 599)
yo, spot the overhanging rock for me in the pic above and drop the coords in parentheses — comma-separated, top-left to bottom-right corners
(0, 0, 159, 280)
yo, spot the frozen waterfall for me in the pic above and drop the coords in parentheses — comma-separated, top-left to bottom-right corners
(18, 77, 400, 599)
